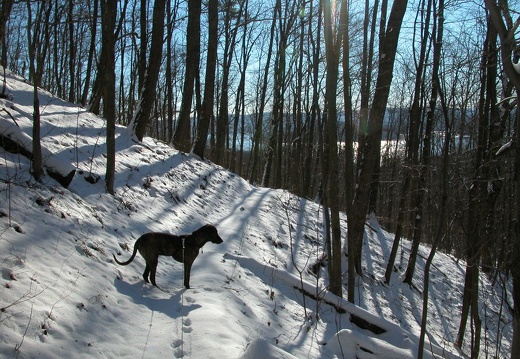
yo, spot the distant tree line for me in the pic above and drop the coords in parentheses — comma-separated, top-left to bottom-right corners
(0, 0, 519, 357)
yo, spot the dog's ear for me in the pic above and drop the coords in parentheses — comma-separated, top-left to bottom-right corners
(204, 223, 217, 230)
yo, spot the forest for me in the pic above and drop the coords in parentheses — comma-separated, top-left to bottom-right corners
(0, 0, 519, 357)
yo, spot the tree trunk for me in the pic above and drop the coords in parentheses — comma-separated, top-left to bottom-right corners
(456, 20, 499, 354)
(26, 0, 51, 183)
(138, 0, 147, 93)
(80, 0, 98, 107)
(417, 3, 445, 355)
(249, 3, 276, 183)
(482, 2, 520, 357)
(230, 5, 249, 172)
(0, 0, 14, 96)
(261, 0, 283, 188)
(402, 0, 433, 285)
(0, 0, 14, 69)
(67, 0, 75, 103)
(349, 0, 408, 301)
(173, 0, 200, 152)
(301, 1, 321, 198)
(101, 0, 116, 194)
(215, 0, 242, 164)
(323, 0, 345, 298)
(192, 0, 218, 158)
(128, 0, 166, 142)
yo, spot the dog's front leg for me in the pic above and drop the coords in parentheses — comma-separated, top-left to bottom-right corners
(184, 261, 192, 289)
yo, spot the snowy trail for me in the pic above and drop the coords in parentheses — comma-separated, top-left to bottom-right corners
(216, 186, 271, 246)
(0, 69, 507, 359)
(120, 186, 275, 358)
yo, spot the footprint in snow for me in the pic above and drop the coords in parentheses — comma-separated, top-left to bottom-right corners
(174, 347, 185, 358)
(185, 296, 196, 303)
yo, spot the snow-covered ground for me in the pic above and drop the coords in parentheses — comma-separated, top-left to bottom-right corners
(0, 69, 512, 358)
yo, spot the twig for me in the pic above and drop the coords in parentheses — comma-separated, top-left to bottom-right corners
(14, 302, 33, 352)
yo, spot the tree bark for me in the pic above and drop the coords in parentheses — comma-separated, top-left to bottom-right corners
(482, 1, 520, 357)
(138, 0, 147, 93)
(418, 2, 445, 355)
(100, 0, 116, 194)
(249, 4, 276, 183)
(173, 0, 200, 152)
(402, 0, 433, 285)
(80, 0, 98, 107)
(26, 0, 51, 183)
(192, 0, 218, 158)
(349, 0, 408, 301)
(0, 0, 14, 69)
(322, 0, 345, 298)
(129, 0, 167, 141)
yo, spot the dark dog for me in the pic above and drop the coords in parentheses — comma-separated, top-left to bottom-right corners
(113, 224, 223, 289)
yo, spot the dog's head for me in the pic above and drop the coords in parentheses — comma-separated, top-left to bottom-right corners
(196, 224, 224, 244)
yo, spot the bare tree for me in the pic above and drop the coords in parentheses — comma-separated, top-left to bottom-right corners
(322, 0, 346, 297)
(100, 0, 117, 194)
(26, 0, 51, 182)
(348, 0, 408, 301)
(80, 0, 98, 107)
(173, 0, 200, 152)
(0, 0, 14, 96)
(0, 0, 14, 68)
(418, 1, 446, 356)
(192, 0, 218, 158)
(403, 0, 435, 285)
(128, 0, 167, 141)
(249, 4, 277, 183)
(482, 2, 520, 357)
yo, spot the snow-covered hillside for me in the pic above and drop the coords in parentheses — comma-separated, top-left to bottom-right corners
(0, 70, 512, 358)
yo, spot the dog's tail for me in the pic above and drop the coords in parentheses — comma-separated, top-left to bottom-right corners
(113, 241, 138, 266)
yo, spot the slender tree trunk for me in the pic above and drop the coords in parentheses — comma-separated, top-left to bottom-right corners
(249, 5, 276, 183)
(0, 0, 14, 96)
(302, 2, 321, 198)
(418, 3, 445, 355)
(349, 0, 408, 302)
(165, 0, 174, 142)
(456, 21, 497, 354)
(80, 0, 98, 106)
(230, 7, 250, 172)
(173, 0, 200, 152)
(26, 0, 51, 182)
(138, 0, 147, 92)
(215, 0, 242, 164)
(129, 0, 167, 141)
(67, 0, 75, 103)
(402, 0, 433, 285)
(0, 0, 14, 69)
(382, 0, 431, 285)
(261, 0, 283, 188)
(291, 13, 305, 196)
(101, 0, 116, 194)
(482, 2, 520, 357)
(322, 0, 345, 298)
(511, 107, 520, 359)
(192, 0, 217, 158)
(364, 0, 380, 214)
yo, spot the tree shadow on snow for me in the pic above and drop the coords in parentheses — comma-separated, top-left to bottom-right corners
(113, 278, 202, 318)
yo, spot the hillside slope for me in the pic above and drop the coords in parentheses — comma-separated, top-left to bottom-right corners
(0, 70, 511, 358)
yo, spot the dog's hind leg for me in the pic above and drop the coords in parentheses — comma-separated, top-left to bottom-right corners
(150, 258, 159, 287)
(143, 264, 151, 283)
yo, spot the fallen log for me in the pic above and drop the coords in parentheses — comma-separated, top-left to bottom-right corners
(0, 116, 75, 188)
